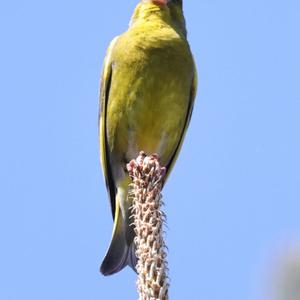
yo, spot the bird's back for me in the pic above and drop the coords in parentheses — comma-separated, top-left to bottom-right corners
(106, 21, 194, 167)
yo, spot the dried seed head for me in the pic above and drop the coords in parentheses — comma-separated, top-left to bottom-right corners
(127, 152, 169, 300)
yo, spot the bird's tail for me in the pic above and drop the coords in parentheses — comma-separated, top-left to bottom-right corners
(100, 194, 136, 276)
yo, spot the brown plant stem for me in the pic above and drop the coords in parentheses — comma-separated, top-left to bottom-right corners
(127, 151, 169, 300)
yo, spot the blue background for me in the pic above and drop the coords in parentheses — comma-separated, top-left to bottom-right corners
(1, 1, 299, 299)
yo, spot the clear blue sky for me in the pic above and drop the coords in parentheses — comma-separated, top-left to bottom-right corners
(0, 1, 300, 299)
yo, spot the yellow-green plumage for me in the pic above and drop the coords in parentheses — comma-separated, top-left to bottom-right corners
(99, 0, 197, 275)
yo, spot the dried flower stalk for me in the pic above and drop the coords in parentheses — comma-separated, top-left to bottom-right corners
(127, 151, 169, 300)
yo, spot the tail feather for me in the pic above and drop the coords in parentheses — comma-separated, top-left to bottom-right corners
(100, 200, 137, 276)
(127, 242, 137, 272)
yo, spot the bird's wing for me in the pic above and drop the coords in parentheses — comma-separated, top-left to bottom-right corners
(99, 37, 119, 219)
(165, 58, 197, 180)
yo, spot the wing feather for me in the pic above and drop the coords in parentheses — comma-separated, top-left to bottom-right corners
(99, 37, 119, 219)
(165, 58, 197, 179)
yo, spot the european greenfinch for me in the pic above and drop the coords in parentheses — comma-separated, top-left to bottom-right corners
(99, 0, 197, 275)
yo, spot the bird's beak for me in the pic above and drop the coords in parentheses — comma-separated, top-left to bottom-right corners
(151, 0, 168, 6)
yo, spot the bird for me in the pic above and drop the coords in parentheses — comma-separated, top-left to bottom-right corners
(99, 0, 197, 276)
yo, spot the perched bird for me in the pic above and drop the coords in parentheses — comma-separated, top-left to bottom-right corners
(99, 0, 197, 276)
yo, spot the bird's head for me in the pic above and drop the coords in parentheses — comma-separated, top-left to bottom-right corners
(130, 0, 186, 37)
(147, 0, 183, 6)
